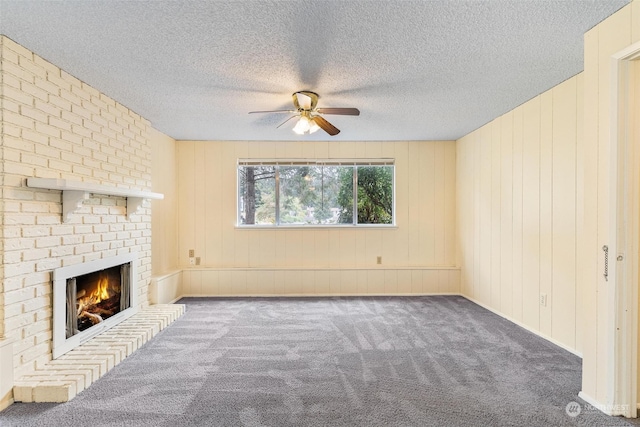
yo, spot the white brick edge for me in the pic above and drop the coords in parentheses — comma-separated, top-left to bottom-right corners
(13, 304, 185, 403)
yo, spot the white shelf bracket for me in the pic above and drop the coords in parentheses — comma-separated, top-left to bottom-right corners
(62, 190, 90, 223)
(127, 197, 145, 220)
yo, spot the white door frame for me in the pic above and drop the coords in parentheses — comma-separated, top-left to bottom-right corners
(609, 40, 640, 419)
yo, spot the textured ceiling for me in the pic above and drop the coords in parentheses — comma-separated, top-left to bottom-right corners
(0, 0, 630, 141)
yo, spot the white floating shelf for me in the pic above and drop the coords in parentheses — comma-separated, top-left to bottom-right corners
(27, 178, 164, 222)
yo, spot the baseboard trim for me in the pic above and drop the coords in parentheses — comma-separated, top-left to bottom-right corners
(464, 296, 582, 358)
(578, 391, 610, 415)
(179, 292, 462, 298)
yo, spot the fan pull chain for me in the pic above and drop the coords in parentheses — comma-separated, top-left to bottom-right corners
(603, 245, 609, 281)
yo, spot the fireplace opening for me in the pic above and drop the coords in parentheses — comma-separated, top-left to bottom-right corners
(53, 253, 138, 358)
(68, 263, 130, 337)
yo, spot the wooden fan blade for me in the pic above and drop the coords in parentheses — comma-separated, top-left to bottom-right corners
(313, 116, 340, 136)
(248, 109, 294, 114)
(316, 108, 360, 116)
(277, 115, 298, 129)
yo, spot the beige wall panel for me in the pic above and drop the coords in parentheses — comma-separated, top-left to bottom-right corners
(511, 106, 524, 322)
(539, 91, 553, 338)
(423, 269, 439, 294)
(204, 143, 223, 267)
(479, 125, 492, 305)
(340, 270, 357, 294)
(434, 142, 446, 265)
(315, 271, 330, 294)
(284, 270, 302, 295)
(445, 143, 457, 264)
(384, 270, 398, 293)
(595, 6, 631, 403)
(411, 270, 423, 293)
(581, 26, 600, 398)
(448, 269, 461, 293)
(329, 270, 341, 294)
(397, 270, 412, 293)
(424, 142, 437, 265)
(218, 270, 234, 295)
(273, 271, 286, 294)
(490, 119, 502, 309)
(194, 142, 207, 262)
(201, 270, 220, 296)
(500, 111, 514, 318)
(190, 270, 203, 295)
(367, 270, 385, 294)
(356, 270, 368, 294)
(259, 270, 276, 295)
(552, 78, 578, 349)
(521, 99, 541, 331)
(472, 131, 482, 299)
(315, 230, 330, 268)
(175, 140, 456, 297)
(393, 142, 409, 263)
(575, 72, 585, 356)
(407, 143, 421, 264)
(150, 128, 178, 276)
(177, 142, 196, 267)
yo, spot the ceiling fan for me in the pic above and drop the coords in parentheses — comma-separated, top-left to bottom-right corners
(249, 91, 360, 136)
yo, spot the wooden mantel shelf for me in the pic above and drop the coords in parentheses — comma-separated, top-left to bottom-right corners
(26, 178, 164, 222)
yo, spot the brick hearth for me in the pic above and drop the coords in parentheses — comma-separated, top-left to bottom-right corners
(13, 304, 184, 403)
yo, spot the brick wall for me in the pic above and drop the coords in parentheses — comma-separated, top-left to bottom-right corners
(0, 36, 153, 379)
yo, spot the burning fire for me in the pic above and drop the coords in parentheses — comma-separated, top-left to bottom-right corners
(76, 273, 119, 327)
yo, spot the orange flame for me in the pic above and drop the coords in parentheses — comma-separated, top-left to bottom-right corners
(92, 275, 110, 302)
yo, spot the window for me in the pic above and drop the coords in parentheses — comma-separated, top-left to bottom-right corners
(238, 160, 394, 227)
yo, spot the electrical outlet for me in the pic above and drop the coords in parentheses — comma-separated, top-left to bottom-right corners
(540, 293, 547, 307)
(189, 257, 195, 265)
(377, 256, 382, 265)
(195, 257, 201, 265)
(189, 249, 195, 257)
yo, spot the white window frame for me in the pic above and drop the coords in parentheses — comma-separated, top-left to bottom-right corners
(237, 159, 395, 228)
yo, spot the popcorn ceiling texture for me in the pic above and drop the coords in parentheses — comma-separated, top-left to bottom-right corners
(0, 0, 629, 141)
(0, 36, 153, 380)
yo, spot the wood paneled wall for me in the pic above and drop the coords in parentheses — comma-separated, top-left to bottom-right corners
(581, 1, 640, 406)
(150, 128, 178, 276)
(457, 74, 583, 355)
(175, 140, 459, 295)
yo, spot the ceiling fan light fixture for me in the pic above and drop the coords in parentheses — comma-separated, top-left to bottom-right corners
(293, 116, 311, 134)
(309, 118, 320, 134)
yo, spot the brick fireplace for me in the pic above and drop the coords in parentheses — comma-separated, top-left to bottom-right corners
(0, 36, 160, 408)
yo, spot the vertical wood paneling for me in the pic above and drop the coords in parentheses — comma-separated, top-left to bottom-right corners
(511, 106, 524, 322)
(500, 111, 514, 317)
(434, 142, 446, 265)
(490, 119, 501, 309)
(595, 6, 632, 403)
(177, 142, 195, 267)
(539, 91, 553, 338)
(581, 26, 600, 397)
(574, 72, 585, 356)
(552, 78, 577, 349)
(479, 126, 492, 304)
(445, 143, 457, 264)
(175, 140, 458, 298)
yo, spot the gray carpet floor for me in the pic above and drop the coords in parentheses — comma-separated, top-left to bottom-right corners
(0, 295, 638, 426)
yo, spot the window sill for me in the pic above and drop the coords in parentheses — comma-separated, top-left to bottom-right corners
(235, 224, 398, 230)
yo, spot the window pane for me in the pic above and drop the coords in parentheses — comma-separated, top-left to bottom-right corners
(336, 167, 354, 224)
(356, 166, 393, 224)
(279, 166, 353, 225)
(238, 166, 276, 225)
